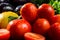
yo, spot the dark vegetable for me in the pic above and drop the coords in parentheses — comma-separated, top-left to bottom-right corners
(0, 0, 9, 3)
(0, 3, 12, 13)
(31, 0, 50, 7)
(2, 5, 14, 12)
(14, 5, 22, 15)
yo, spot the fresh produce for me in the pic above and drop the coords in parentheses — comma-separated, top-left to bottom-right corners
(14, 5, 22, 15)
(9, 0, 29, 7)
(0, 0, 9, 3)
(0, 3, 13, 13)
(12, 0, 30, 5)
(0, 11, 18, 28)
(7, 19, 31, 40)
(15, 5, 22, 12)
(0, 3, 11, 7)
(0, 29, 10, 40)
(37, 4, 55, 20)
(49, 0, 60, 14)
(24, 32, 45, 40)
(49, 14, 60, 24)
(0, 0, 60, 40)
(20, 3, 37, 23)
(2, 5, 14, 12)
(32, 18, 50, 35)
(31, 0, 50, 6)
(48, 22, 60, 40)
(31, 0, 60, 14)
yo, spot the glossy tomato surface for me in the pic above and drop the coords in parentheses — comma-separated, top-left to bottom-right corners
(38, 4, 55, 20)
(32, 18, 50, 35)
(49, 14, 60, 25)
(20, 3, 37, 23)
(7, 19, 31, 40)
(48, 22, 60, 40)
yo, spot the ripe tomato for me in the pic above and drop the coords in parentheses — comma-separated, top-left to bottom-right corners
(32, 18, 50, 35)
(24, 32, 45, 40)
(49, 14, 60, 25)
(38, 4, 55, 20)
(0, 29, 10, 40)
(7, 19, 31, 40)
(20, 3, 37, 23)
(48, 22, 60, 40)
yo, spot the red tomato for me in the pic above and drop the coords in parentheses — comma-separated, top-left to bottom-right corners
(24, 32, 45, 40)
(32, 18, 50, 35)
(0, 29, 10, 40)
(38, 4, 55, 20)
(48, 22, 60, 40)
(49, 14, 60, 25)
(7, 19, 31, 40)
(20, 3, 37, 23)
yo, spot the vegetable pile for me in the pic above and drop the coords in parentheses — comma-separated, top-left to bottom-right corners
(31, 0, 60, 14)
(0, 0, 60, 40)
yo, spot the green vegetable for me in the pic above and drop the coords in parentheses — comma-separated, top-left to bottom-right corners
(49, 0, 60, 14)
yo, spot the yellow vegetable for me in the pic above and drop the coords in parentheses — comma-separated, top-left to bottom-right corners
(0, 11, 18, 28)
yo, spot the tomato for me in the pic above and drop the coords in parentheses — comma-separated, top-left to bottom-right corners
(0, 29, 10, 40)
(38, 4, 55, 20)
(32, 18, 50, 35)
(7, 19, 31, 40)
(48, 22, 60, 40)
(24, 32, 45, 40)
(20, 3, 37, 23)
(49, 14, 60, 25)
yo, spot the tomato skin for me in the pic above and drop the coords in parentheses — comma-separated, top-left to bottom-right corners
(48, 22, 60, 40)
(24, 32, 45, 40)
(0, 29, 10, 40)
(7, 19, 31, 40)
(49, 14, 60, 25)
(20, 3, 37, 23)
(32, 18, 50, 35)
(38, 4, 55, 20)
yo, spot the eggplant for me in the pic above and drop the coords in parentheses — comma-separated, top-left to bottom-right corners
(14, 5, 22, 15)
(0, 3, 14, 13)
(0, 0, 9, 3)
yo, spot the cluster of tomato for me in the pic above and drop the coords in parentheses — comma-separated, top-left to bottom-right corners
(0, 3, 60, 40)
